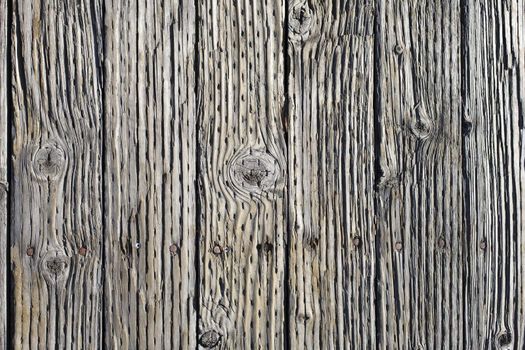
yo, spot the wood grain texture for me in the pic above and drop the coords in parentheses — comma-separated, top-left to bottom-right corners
(0, 0, 7, 346)
(195, 0, 287, 347)
(286, 0, 377, 348)
(376, 1, 464, 349)
(10, 0, 104, 348)
(103, 0, 197, 348)
(463, 1, 525, 348)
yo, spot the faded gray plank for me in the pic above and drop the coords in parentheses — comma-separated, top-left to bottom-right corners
(376, 1, 464, 349)
(463, 1, 525, 348)
(103, 0, 197, 348)
(11, 0, 104, 348)
(0, 0, 6, 346)
(196, 0, 287, 347)
(286, 0, 377, 348)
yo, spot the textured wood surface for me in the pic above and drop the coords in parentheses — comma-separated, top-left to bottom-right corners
(286, 0, 377, 348)
(103, 0, 197, 348)
(10, 0, 104, 348)
(376, 1, 464, 349)
(463, 1, 525, 348)
(4, 0, 525, 349)
(0, 0, 6, 346)
(196, 0, 287, 347)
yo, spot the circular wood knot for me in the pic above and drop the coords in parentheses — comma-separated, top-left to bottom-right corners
(437, 237, 446, 249)
(26, 247, 34, 257)
(289, 1, 313, 39)
(394, 43, 404, 55)
(498, 332, 512, 347)
(394, 241, 403, 251)
(230, 150, 280, 197)
(40, 251, 69, 284)
(411, 117, 433, 140)
(352, 236, 362, 248)
(78, 247, 88, 256)
(32, 142, 66, 182)
(198, 330, 221, 348)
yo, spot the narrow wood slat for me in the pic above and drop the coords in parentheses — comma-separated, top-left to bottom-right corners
(11, 0, 104, 348)
(376, 1, 464, 348)
(0, 0, 7, 346)
(286, 0, 377, 348)
(463, 1, 525, 348)
(103, 0, 197, 348)
(196, 0, 287, 347)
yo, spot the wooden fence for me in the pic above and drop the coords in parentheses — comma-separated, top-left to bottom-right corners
(1, 0, 524, 349)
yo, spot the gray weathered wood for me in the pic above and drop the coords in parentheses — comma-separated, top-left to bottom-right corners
(11, 0, 104, 348)
(0, 0, 7, 346)
(286, 0, 377, 348)
(376, 1, 464, 348)
(463, 1, 525, 348)
(103, 0, 197, 348)
(196, 0, 287, 347)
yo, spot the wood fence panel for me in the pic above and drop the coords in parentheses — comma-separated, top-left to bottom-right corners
(195, 0, 287, 347)
(463, 1, 525, 348)
(103, 1, 197, 348)
(10, 0, 104, 348)
(376, 1, 464, 349)
(286, 1, 377, 349)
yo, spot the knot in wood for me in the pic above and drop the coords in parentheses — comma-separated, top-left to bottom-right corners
(256, 242, 273, 254)
(289, 1, 313, 39)
(212, 244, 223, 255)
(32, 142, 66, 182)
(480, 238, 487, 251)
(40, 251, 69, 285)
(198, 330, 221, 348)
(498, 332, 512, 347)
(394, 241, 403, 251)
(230, 150, 280, 197)
(394, 43, 404, 55)
(438, 237, 446, 249)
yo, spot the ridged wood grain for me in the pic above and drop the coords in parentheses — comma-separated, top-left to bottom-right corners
(286, 0, 377, 348)
(10, 0, 104, 348)
(376, 1, 464, 348)
(0, 0, 6, 346)
(463, 1, 525, 348)
(196, 0, 287, 347)
(103, 0, 197, 348)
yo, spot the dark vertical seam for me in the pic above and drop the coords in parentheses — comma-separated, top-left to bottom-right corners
(459, 0, 470, 349)
(99, 0, 107, 348)
(282, 1, 291, 349)
(6, 0, 13, 347)
(193, 0, 201, 347)
(372, 1, 383, 348)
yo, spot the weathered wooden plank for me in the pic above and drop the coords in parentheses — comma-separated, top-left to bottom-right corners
(195, 0, 287, 347)
(286, 0, 377, 348)
(103, 0, 197, 348)
(0, 0, 7, 346)
(11, 0, 104, 348)
(376, 1, 464, 349)
(463, 1, 525, 348)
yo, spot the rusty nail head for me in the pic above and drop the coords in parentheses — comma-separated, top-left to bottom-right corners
(26, 247, 34, 257)
(79, 247, 87, 256)
(395, 241, 403, 251)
